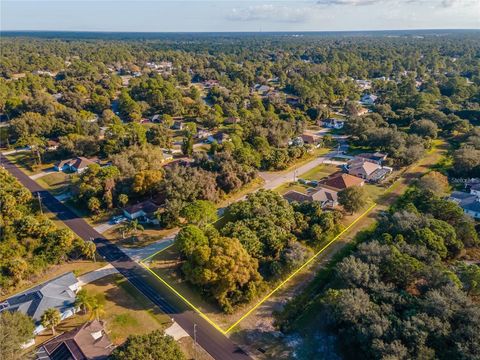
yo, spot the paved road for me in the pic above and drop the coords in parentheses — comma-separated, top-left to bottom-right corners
(259, 134, 349, 190)
(0, 154, 252, 360)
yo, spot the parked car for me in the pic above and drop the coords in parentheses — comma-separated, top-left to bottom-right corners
(110, 215, 127, 224)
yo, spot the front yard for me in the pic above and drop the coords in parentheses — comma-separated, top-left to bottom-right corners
(34, 273, 171, 347)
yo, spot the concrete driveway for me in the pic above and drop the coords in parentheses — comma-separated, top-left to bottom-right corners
(121, 230, 179, 263)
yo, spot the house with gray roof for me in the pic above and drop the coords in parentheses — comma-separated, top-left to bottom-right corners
(0, 272, 80, 334)
(449, 190, 480, 219)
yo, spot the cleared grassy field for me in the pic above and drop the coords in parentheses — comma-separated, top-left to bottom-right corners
(37, 172, 70, 195)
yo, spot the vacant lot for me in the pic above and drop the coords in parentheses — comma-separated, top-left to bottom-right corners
(299, 163, 339, 181)
(37, 171, 71, 195)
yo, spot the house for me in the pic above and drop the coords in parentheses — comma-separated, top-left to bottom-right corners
(46, 139, 59, 151)
(355, 79, 372, 90)
(355, 152, 388, 165)
(348, 160, 382, 179)
(320, 118, 344, 129)
(123, 200, 159, 221)
(300, 133, 321, 145)
(151, 114, 161, 122)
(197, 129, 212, 139)
(162, 151, 173, 162)
(0, 272, 80, 335)
(319, 172, 365, 191)
(203, 80, 219, 88)
(470, 183, 480, 197)
(55, 157, 96, 173)
(214, 132, 230, 144)
(283, 191, 312, 203)
(254, 84, 271, 96)
(360, 94, 378, 105)
(357, 107, 369, 116)
(224, 116, 240, 125)
(172, 121, 183, 130)
(283, 187, 338, 208)
(449, 191, 480, 219)
(36, 320, 114, 360)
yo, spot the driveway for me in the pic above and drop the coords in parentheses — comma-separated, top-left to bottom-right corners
(121, 230, 178, 262)
(93, 222, 117, 234)
(30, 168, 55, 180)
(77, 264, 118, 286)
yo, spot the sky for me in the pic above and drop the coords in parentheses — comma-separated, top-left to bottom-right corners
(1, 0, 479, 32)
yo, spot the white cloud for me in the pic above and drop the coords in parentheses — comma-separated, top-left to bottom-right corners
(316, 0, 477, 7)
(228, 4, 312, 23)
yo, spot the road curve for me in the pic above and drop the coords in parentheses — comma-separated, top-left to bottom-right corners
(0, 154, 252, 360)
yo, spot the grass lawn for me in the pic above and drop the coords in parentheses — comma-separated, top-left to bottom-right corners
(5, 152, 53, 175)
(0, 260, 106, 301)
(34, 273, 171, 347)
(104, 226, 179, 248)
(274, 182, 310, 195)
(299, 164, 339, 181)
(37, 172, 71, 195)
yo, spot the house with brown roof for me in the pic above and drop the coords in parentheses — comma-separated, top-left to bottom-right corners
(319, 172, 365, 191)
(283, 186, 339, 208)
(123, 200, 159, 221)
(300, 133, 321, 145)
(36, 320, 113, 360)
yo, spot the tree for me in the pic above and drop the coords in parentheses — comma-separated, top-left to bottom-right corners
(132, 169, 163, 196)
(338, 186, 369, 214)
(111, 330, 185, 360)
(87, 196, 102, 215)
(82, 240, 97, 262)
(411, 119, 438, 139)
(119, 219, 144, 239)
(457, 262, 480, 296)
(75, 288, 91, 314)
(181, 133, 193, 156)
(180, 200, 218, 226)
(40, 308, 61, 335)
(416, 171, 450, 196)
(88, 294, 106, 321)
(118, 193, 129, 208)
(0, 312, 35, 360)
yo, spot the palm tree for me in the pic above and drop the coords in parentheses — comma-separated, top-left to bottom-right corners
(75, 289, 91, 314)
(41, 308, 61, 335)
(118, 219, 144, 239)
(88, 294, 106, 321)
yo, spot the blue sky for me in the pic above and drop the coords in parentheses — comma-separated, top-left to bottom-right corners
(2, 0, 479, 32)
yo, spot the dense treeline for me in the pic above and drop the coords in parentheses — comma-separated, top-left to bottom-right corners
(276, 176, 480, 360)
(175, 190, 343, 312)
(0, 168, 89, 293)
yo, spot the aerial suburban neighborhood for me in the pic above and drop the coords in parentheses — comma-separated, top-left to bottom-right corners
(1, 2, 480, 360)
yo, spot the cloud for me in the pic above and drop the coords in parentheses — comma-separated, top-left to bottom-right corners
(228, 4, 312, 23)
(316, 0, 476, 7)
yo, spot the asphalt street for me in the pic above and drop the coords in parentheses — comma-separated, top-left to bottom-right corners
(0, 154, 252, 360)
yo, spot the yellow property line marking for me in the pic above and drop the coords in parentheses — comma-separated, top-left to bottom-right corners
(140, 262, 227, 334)
(141, 202, 377, 335)
(141, 243, 175, 263)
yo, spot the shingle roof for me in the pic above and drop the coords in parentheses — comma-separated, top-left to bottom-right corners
(124, 200, 159, 215)
(349, 161, 381, 176)
(1, 272, 78, 323)
(283, 191, 312, 203)
(40, 320, 113, 360)
(320, 173, 364, 190)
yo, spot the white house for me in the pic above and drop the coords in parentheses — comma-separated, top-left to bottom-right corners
(321, 118, 344, 129)
(0, 272, 80, 335)
(54, 157, 96, 173)
(360, 94, 378, 105)
(123, 200, 159, 221)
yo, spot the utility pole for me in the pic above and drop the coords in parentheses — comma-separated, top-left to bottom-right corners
(293, 169, 298, 183)
(37, 192, 43, 214)
(193, 323, 197, 360)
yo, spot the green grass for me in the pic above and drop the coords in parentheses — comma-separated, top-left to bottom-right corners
(37, 172, 71, 195)
(274, 182, 310, 195)
(300, 164, 339, 181)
